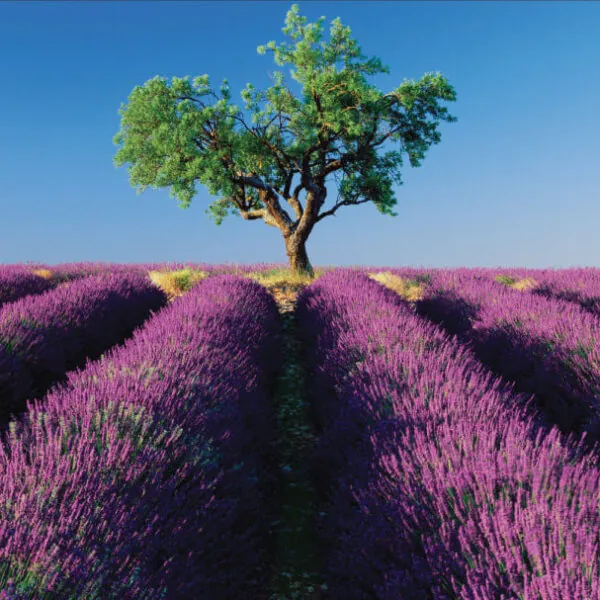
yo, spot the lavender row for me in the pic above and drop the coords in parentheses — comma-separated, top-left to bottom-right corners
(430, 266, 600, 310)
(296, 269, 600, 599)
(403, 266, 600, 321)
(0, 274, 282, 599)
(358, 265, 600, 310)
(413, 270, 600, 449)
(520, 269, 600, 322)
(0, 261, 348, 285)
(2, 261, 310, 278)
(0, 263, 145, 311)
(0, 269, 56, 310)
(0, 272, 167, 432)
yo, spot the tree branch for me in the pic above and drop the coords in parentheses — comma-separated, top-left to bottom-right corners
(239, 207, 280, 228)
(286, 182, 304, 221)
(282, 172, 294, 199)
(230, 173, 295, 233)
(315, 197, 371, 222)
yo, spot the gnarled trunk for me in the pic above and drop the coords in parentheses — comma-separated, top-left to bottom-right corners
(284, 235, 314, 278)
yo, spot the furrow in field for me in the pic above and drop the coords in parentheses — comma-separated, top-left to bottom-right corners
(265, 282, 326, 600)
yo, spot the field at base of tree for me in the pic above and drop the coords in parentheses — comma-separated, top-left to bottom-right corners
(0, 262, 598, 599)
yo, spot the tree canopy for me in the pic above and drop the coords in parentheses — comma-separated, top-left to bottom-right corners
(113, 3, 457, 275)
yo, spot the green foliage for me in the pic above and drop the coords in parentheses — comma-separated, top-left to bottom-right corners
(148, 269, 208, 299)
(167, 268, 205, 291)
(495, 274, 517, 286)
(413, 273, 432, 285)
(113, 3, 457, 229)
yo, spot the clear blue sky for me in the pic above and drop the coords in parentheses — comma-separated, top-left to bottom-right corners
(1, 1, 599, 269)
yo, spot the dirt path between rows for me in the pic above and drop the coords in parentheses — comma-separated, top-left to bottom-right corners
(263, 284, 326, 600)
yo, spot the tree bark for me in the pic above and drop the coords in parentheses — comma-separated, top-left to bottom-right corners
(284, 235, 314, 278)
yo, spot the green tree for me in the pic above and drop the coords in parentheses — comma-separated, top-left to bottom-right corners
(113, 4, 457, 277)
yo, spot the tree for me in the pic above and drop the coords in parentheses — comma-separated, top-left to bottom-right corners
(113, 4, 457, 277)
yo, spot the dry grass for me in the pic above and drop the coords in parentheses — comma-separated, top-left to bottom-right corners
(31, 269, 55, 281)
(146, 266, 323, 305)
(495, 274, 539, 292)
(243, 267, 325, 290)
(368, 271, 426, 302)
(511, 277, 538, 291)
(147, 268, 209, 302)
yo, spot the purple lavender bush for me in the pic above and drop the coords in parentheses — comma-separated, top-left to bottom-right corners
(0, 272, 167, 430)
(0, 274, 282, 599)
(296, 270, 600, 599)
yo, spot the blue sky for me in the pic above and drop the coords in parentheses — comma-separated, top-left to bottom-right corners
(1, 1, 598, 269)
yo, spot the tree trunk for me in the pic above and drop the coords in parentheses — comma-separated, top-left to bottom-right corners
(284, 235, 314, 278)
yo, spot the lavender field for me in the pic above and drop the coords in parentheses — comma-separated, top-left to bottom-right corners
(0, 262, 599, 599)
